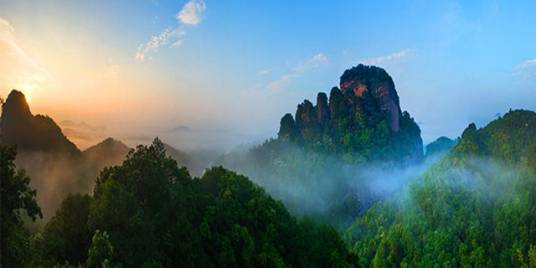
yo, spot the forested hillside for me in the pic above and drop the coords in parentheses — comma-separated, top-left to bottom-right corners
(3, 72, 536, 268)
(1, 139, 358, 267)
(345, 109, 536, 267)
(220, 65, 424, 228)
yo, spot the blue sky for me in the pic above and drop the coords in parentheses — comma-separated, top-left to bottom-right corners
(1, 0, 536, 150)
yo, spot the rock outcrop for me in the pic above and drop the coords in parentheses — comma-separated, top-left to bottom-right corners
(277, 64, 423, 164)
(339, 64, 401, 131)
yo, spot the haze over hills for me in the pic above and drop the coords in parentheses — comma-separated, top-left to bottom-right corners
(0, 90, 80, 156)
(424, 136, 456, 158)
(0, 90, 197, 218)
(5, 1, 536, 266)
(219, 65, 425, 227)
(3, 65, 536, 267)
(346, 109, 536, 267)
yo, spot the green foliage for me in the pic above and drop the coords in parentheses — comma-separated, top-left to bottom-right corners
(0, 145, 42, 267)
(425, 136, 456, 157)
(35, 138, 357, 267)
(86, 230, 115, 268)
(345, 110, 536, 267)
(453, 110, 536, 163)
(222, 65, 424, 229)
(41, 194, 92, 266)
(277, 65, 423, 164)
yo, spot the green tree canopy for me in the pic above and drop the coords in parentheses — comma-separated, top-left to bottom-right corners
(0, 145, 42, 267)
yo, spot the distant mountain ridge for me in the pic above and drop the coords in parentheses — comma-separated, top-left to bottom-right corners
(83, 137, 131, 172)
(425, 136, 456, 157)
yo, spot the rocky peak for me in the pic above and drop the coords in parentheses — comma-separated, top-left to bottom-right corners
(316, 92, 330, 127)
(2, 89, 32, 121)
(339, 64, 401, 131)
(277, 64, 423, 164)
(1, 89, 80, 156)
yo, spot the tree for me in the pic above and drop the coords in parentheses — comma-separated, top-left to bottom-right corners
(0, 145, 42, 267)
(42, 194, 92, 266)
(86, 230, 115, 268)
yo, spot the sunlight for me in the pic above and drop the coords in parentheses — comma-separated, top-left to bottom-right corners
(17, 82, 36, 103)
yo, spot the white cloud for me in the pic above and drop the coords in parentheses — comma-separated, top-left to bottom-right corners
(267, 53, 328, 91)
(177, 0, 206, 25)
(258, 68, 272, 75)
(514, 58, 536, 80)
(135, 27, 186, 61)
(515, 59, 536, 71)
(361, 49, 411, 66)
(136, 0, 205, 61)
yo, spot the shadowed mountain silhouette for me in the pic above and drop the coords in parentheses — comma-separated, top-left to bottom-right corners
(1, 90, 80, 156)
(83, 137, 131, 171)
(0, 90, 197, 218)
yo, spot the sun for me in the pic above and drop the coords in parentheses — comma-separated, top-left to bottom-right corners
(17, 82, 36, 103)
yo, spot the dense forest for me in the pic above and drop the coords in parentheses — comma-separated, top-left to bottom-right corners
(345, 110, 536, 267)
(1, 140, 357, 267)
(3, 65, 536, 267)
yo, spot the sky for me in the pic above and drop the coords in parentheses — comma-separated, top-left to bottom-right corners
(1, 0, 536, 151)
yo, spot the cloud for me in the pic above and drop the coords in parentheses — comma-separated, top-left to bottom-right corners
(515, 59, 536, 71)
(135, 27, 186, 61)
(258, 68, 272, 75)
(267, 53, 328, 91)
(0, 17, 49, 95)
(177, 0, 206, 25)
(361, 49, 411, 66)
(136, 0, 205, 61)
(59, 120, 108, 148)
(514, 58, 536, 80)
(59, 120, 106, 132)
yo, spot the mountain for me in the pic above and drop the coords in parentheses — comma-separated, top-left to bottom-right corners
(30, 139, 358, 267)
(163, 143, 191, 169)
(83, 137, 131, 171)
(452, 109, 536, 163)
(1, 90, 90, 218)
(83, 138, 195, 176)
(346, 109, 536, 267)
(0, 90, 80, 156)
(219, 65, 424, 228)
(278, 64, 423, 164)
(425, 136, 456, 157)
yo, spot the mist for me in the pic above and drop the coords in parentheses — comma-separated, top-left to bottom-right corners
(216, 142, 442, 227)
(14, 151, 96, 220)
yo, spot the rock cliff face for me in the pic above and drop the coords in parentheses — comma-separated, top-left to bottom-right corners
(339, 64, 401, 131)
(278, 64, 423, 164)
